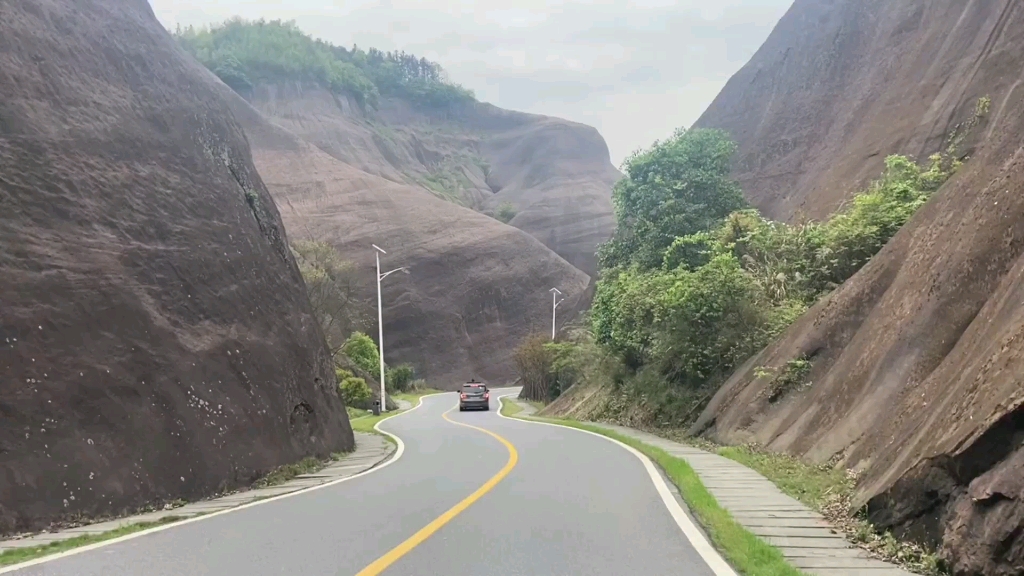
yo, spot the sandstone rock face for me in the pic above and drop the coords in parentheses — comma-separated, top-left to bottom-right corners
(0, 0, 352, 533)
(225, 93, 593, 387)
(693, 1, 1024, 573)
(695, 0, 1015, 223)
(247, 85, 618, 278)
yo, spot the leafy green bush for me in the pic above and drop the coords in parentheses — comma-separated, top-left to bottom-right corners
(586, 131, 956, 424)
(755, 357, 813, 403)
(342, 332, 380, 376)
(687, 153, 954, 305)
(386, 364, 415, 392)
(598, 127, 747, 271)
(337, 369, 372, 407)
(173, 19, 474, 110)
(494, 202, 517, 224)
(591, 266, 676, 368)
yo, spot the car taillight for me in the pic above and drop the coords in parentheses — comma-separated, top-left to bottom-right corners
(484, 393, 490, 400)
(460, 393, 467, 399)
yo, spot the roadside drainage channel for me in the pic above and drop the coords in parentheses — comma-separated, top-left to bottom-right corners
(0, 432, 394, 552)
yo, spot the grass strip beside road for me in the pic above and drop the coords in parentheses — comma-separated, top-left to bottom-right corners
(499, 397, 806, 576)
(501, 398, 524, 417)
(349, 388, 447, 439)
(0, 516, 189, 567)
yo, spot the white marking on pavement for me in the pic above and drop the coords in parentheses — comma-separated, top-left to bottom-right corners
(496, 394, 739, 576)
(0, 394, 442, 574)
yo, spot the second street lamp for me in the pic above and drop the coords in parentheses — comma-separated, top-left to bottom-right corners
(373, 244, 408, 412)
(549, 287, 564, 340)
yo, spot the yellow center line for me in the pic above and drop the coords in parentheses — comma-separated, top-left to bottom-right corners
(354, 401, 519, 576)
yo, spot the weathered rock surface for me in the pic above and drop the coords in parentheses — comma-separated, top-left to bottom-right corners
(0, 0, 352, 534)
(693, 1, 1024, 574)
(225, 91, 593, 387)
(247, 85, 618, 278)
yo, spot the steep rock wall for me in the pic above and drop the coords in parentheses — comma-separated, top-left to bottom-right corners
(693, 1, 1024, 573)
(0, 0, 351, 533)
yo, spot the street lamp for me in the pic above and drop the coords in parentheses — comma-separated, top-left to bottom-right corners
(373, 244, 408, 412)
(549, 287, 565, 340)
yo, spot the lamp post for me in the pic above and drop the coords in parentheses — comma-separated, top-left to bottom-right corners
(549, 287, 564, 340)
(373, 244, 408, 412)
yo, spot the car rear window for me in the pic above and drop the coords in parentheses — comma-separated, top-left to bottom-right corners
(462, 383, 485, 392)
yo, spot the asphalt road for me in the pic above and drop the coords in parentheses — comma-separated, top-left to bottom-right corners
(9, 390, 721, 576)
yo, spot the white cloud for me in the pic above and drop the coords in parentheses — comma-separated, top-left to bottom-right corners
(150, 0, 792, 165)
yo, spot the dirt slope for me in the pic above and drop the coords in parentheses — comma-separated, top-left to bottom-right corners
(248, 84, 619, 277)
(0, 0, 351, 533)
(692, 1, 1024, 573)
(225, 92, 592, 387)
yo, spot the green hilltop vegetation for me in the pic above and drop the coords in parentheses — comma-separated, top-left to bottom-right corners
(515, 124, 962, 426)
(173, 18, 475, 110)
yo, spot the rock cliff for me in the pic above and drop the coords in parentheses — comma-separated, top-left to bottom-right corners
(693, 1, 1024, 573)
(0, 0, 351, 533)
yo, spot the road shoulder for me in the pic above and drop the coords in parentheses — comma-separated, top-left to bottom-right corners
(501, 396, 915, 576)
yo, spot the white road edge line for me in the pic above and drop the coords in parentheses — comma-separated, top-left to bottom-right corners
(496, 394, 738, 576)
(0, 394, 439, 574)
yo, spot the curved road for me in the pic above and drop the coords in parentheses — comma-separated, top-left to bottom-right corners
(8, 390, 724, 576)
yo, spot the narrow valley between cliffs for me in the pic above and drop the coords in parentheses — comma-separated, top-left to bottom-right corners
(3, 1, 1024, 576)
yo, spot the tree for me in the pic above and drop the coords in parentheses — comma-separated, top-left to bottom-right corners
(173, 18, 473, 110)
(342, 332, 380, 376)
(292, 240, 366, 360)
(514, 334, 555, 402)
(598, 128, 746, 271)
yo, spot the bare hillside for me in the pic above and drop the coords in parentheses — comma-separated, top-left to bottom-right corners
(693, 1, 1024, 573)
(248, 85, 619, 277)
(225, 92, 593, 386)
(695, 0, 1012, 223)
(0, 0, 351, 534)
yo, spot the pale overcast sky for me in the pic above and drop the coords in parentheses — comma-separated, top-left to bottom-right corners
(149, 0, 792, 167)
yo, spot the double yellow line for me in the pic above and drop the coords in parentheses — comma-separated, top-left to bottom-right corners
(354, 403, 519, 576)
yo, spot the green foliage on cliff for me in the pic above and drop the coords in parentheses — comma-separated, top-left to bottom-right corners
(517, 129, 956, 427)
(598, 128, 747, 271)
(173, 18, 474, 110)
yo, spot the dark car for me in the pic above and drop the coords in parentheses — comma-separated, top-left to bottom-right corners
(458, 380, 490, 411)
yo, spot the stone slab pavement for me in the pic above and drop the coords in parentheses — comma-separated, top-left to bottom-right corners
(507, 397, 914, 576)
(0, 431, 394, 553)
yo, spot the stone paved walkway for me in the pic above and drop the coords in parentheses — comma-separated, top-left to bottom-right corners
(0, 432, 394, 553)
(507, 397, 913, 576)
